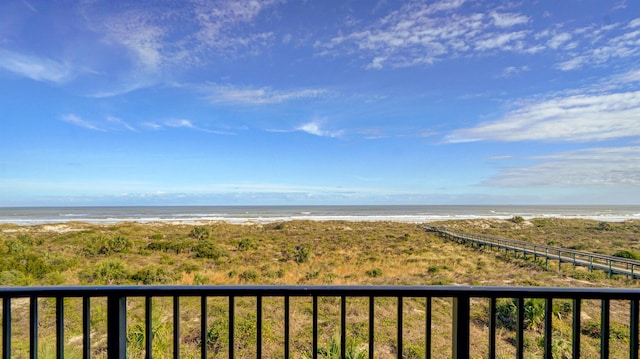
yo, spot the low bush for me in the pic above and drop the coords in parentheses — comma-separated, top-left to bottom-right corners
(189, 226, 210, 241)
(613, 250, 640, 260)
(365, 268, 383, 277)
(193, 241, 226, 260)
(131, 267, 176, 284)
(237, 238, 257, 251)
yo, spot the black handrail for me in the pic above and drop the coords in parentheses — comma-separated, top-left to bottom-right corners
(2, 285, 640, 358)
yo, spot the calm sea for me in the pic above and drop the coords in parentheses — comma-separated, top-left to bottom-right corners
(0, 205, 638, 225)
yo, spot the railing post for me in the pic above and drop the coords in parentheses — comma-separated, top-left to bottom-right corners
(601, 298, 610, 359)
(3, 297, 10, 359)
(544, 298, 552, 359)
(341, 296, 346, 359)
(146, 296, 153, 359)
(516, 297, 524, 359)
(397, 296, 403, 359)
(572, 298, 581, 359)
(229, 296, 235, 359)
(426, 297, 432, 359)
(83, 297, 90, 359)
(284, 296, 290, 359)
(631, 299, 638, 359)
(56, 297, 64, 359)
(200, 296, 207, 359)
(30, 296, 37, 359)
(369, 296, 374, 359)
(174, 296, 180, 358)
(107, 295, 127, 359)
(452, 295, 470, 359)
(488, 297, 496, 359)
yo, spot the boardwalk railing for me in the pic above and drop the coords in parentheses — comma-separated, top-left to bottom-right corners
(2, 285, 640, 359)
(424, 226, 640, 279)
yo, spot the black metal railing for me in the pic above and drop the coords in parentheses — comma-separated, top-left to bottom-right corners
(1, 285, 640, 358)
(424, 226, 640, 279)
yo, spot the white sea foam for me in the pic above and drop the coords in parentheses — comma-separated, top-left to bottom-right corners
(0, 205, 638, 225)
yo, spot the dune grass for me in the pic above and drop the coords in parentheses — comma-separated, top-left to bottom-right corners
(1, 218, 639, 358)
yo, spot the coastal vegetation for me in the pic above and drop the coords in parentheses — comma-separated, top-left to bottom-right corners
(1, 218, 639, 358)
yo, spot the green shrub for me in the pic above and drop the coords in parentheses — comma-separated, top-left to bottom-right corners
(131, 267, 177, 284)
(80, 260, 130, 284)
(510, 216, 525, 224)
(147, 240, 194, 254)
(0, 270, 28, 285)
(294, 244, 310, 263)
(86, 235, 132, 255)
(496, 298, 546, 330)
(239, 269, 259, 282)
(237, 238, 257, 251)
(12, 253, 52, 279)
(193, 241, 225, 260)
(613, 250, 640, 260)
(189, 226, 210, 241)
(597, 221, 613, 231)
(365, 268, 383, 277)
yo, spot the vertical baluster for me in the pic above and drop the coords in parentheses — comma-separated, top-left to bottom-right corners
(107, 295, 127, 359)
(452, 295, 469, 359)
(174, 296, 180, 359)
(56, 297, 64, 359)
(397, 297, 402, 359)
(257, 296, 262, 359)
(572, 298, 581, 359)
(601, 298, 610, 359)
(146, 296, 152, 359)
(229, 296, 235, 359)
(630, 299, 638, 359)
(30, 296, 37, 359)
(313, 296, 318, 359)
(201, 296, 207, 359)
(426, 297, 432, 359)
(544, 298, 552, 359)
(284, 296, 290, 359)
(3, 297, 11, 359)
(369, 296, 374, 359)
(82, 297, 90, 359)
(488, 297, 496, 359)
(340, 296, 346, 359)
(516, 297, 524, 359)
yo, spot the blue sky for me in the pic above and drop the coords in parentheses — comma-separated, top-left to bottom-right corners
(1, 0, 639, 206)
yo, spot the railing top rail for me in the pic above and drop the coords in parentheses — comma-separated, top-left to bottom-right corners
(2, 285, 640, 299)
(424, 225, 640, 265)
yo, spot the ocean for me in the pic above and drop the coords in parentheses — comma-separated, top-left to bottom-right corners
(0, 205, 638, 225)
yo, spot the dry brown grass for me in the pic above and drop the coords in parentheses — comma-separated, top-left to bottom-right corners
(1, 218, 639, 358)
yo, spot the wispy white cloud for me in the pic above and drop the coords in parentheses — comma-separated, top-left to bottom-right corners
(446, 85, 640, 143)
(143, 119, 231, 134)
(60, 114, 105, 131)
(106, 116, 137, 132)
(484, 146, 640, 187)
(499, 65, 530, 78)
(317, 2, 639, 71)
(316, 1, 538, 69)
(296, 120, 343, 138)
(553, 19, 640, 71)
(546, 32, 572, 49)
(489, 11, 530, 28)
(205, 84, 326, 105)
(0, 49, 73, 83)
(74, 0, 283, 96)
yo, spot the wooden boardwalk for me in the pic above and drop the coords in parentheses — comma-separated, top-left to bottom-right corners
(422, 225, 640, 279)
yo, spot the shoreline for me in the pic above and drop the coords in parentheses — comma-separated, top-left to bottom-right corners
(1, 204, 638, 226)
(1, 216, 639, 232)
